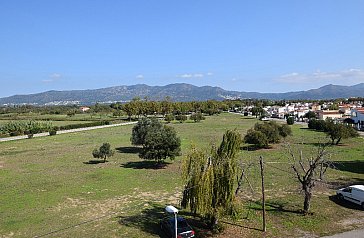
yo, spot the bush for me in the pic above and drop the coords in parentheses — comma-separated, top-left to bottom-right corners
(164, 114, 174, 123)
(58, 121, 110, 130)
(279, 124, 292, 138)
(175, 114, 187, 123)
(286, 117, 294, 125)
(190, 112, 205, 122)
(244, 129, 268, 148)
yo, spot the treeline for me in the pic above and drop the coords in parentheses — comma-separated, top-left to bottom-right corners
(0, 120, 111, 137)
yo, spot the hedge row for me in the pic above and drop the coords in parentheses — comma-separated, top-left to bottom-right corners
(57, 121, 111, 130)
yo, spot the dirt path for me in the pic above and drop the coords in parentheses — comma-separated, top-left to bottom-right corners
(0, 121, 137, 143)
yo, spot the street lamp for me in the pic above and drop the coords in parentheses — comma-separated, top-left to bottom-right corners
(165, 205, 178, 238)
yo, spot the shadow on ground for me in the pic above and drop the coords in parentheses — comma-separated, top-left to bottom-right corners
(333, 160, 364, 174)
(116, 146, 142, 154)
(121, 160, 171, 169)
(83, 160, 107, 164)
(248, 200, 302, 215)
(329, 195, 364, 211)
(117, 204, 214, 237)
(325, 177, 364, 190)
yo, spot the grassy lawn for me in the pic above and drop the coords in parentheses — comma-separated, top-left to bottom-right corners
(0, 113, 363, 237)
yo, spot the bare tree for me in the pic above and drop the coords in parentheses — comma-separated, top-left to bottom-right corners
(286, 143, 331, 214)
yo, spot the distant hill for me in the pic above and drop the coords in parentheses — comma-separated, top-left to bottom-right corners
(1, 83, 364, 105)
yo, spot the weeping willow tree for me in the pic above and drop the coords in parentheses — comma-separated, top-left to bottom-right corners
(181, 130, 242, 229)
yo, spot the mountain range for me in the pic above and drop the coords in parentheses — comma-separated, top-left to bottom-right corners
(1, 83, 364, 105)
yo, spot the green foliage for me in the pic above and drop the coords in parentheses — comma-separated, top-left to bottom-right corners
(190, 112, 205, 122)
(164, 114, 174, 123)
(325, 123, 359, 145)
(279, 124, 292, 138)
(0, 120, 53, 136)
(175, 114, 187, 123)
(304, 111, 317, 120)
(131, 117, 163, 146)
(92, 142, 114, 162)
(181, 130, 242, 228)
(286, 117, 294, 125)
(131, 117, 181, 162)
(244, 121, 291, 148)
(244, 129, 269, 148)
(139, 125, 181, 162)
(58, 121, 110, 131)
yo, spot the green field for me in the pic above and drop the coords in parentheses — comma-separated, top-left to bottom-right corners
(0, 113, 363, 237)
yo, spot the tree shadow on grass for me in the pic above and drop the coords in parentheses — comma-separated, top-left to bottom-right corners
(241, 145, 271, 151)
(332, 160, 364, 174)
(117, 204, 214, 238)
(121, 160, 171, 169)
(325, 177, 364, 189)
(115, 146, 142, 154)
(329, 195, 364, 211)
(83, 160, 107, 164)
(248, 200, 302, 215)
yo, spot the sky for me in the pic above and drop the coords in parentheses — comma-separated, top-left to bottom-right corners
(0, 0, 363, 97)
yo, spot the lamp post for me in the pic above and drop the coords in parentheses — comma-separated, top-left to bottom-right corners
(165, 205, 178, 238)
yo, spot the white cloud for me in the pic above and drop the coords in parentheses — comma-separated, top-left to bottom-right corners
(50, 73, 62, 79)
(276, 69, 364, 85)
(42, 73, 62, 83)
(178, 72, 212, 79)
(136, 74, 144, 79)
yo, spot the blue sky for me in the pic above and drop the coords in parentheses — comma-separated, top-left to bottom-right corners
(1, 0, 363, 97)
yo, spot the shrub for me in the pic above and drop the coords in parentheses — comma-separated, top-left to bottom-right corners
(190, 112, 205, 122)
(164, 114, 174, 123)
(175, 114, 187, 123)
(244, 129, 269, 148)
(286, 117, 294, 125)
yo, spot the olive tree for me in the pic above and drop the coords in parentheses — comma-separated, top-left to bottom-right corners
(131, 117, 181, 163)
(92, 143, 114, 162)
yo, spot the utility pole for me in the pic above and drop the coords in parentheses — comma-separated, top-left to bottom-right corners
(260, 156, 267, 232)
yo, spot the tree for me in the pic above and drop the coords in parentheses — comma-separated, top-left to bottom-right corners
(131, 117, 163, 146)
(287, 143, 331, 214)
(92, 143, 114, 162)
(190, 112, 205, 122)
(139, 125, 181, 163)
(251, 106, 265, 118)
(286, 117, 294, 125)
(175, 114, 187, 123)
(181, 130, 242, 229)
(164, 114, 174, 123)
(325, 123, 359, 145)
(244, 129, 268, 148)
(131, 117, 181, 163)
(278, 124, 292, 138)
(304, 111, 316, 120)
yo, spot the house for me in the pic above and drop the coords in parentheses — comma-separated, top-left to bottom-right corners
(311, 104, 321, 111)
(80, 106, 90, 112)
(351, 108, 364, 130)
(317, 110, 343, 120)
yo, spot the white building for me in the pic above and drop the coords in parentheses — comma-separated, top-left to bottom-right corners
(351, 108, 364, 130)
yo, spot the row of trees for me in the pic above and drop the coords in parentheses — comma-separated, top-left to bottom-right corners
(0, 120, 55, 137)
(308, 119, 359, 145)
